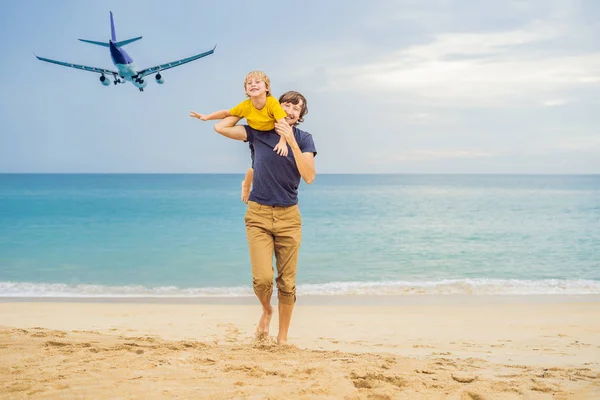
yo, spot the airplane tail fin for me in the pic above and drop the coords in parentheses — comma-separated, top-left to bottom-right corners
(78, 12, 142, 48)
(110, 11, 116, 42)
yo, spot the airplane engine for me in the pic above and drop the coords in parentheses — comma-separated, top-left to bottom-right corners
(99, 75, 110, 86)
(155, 73, 164, 84)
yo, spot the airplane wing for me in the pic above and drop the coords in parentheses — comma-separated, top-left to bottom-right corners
(35, 55, 118, 76)
(137, 45, 216, 78)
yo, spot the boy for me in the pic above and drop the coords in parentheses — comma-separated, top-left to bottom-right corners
(190, 71, 288, 203)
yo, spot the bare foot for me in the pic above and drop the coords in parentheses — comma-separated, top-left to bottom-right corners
(255, 305, 273, 341)
(241, 180, 251, 204)
(276, 336, 288, 345)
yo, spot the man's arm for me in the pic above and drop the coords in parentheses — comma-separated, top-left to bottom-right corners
(274, 121, 315, 184)
(214, 116, 247, 141)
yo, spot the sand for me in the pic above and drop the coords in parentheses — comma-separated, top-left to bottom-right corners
(1, 296, 599, 399)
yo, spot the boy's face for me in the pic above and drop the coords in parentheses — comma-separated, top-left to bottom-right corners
(281, 100, 303, 126)
(245, 77, 268, 98)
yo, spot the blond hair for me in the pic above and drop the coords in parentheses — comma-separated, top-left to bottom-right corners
(244, 70, 271, 97)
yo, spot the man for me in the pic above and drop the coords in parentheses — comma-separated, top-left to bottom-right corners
(213, 91, 316, 345)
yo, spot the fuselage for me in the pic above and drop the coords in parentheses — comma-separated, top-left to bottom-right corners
(109, 40, 137, 79)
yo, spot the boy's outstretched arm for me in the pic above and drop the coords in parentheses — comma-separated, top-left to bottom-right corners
(214, 116, 247, 141)
(189, 110, 230, 121)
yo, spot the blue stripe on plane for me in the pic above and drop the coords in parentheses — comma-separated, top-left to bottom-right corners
(109, 41, 133, 65)
(137, 45, 216, 77)
(34, 54, 118, 76)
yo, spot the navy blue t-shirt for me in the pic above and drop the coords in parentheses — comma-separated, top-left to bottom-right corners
(244, 126, 317, 207)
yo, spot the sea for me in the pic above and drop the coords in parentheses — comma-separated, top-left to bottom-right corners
(0, 174, 599, 299)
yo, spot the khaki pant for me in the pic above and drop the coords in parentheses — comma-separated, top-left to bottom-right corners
(244, 201, 302, 305)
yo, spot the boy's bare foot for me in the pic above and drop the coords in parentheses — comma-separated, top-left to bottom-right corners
(255, 305, 273, 341)
(241, 180, 251, 204)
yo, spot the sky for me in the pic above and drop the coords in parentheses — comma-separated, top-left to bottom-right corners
(1, 0, 599, 174)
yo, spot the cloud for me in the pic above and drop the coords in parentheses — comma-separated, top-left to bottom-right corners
(414, 113, 432, 119)
(541, 99, 571, 107)
(313, 20, 600, 106)
(546, 134, 600, 151)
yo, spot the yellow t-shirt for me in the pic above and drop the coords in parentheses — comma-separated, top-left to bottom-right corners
(229, 96, 287, 131)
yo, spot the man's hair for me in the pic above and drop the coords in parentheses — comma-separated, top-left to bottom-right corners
(279, 91, 308, 125)
(244, 71, 271, 97)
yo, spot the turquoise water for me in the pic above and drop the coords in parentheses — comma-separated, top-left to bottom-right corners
(1, 174, 599, 297)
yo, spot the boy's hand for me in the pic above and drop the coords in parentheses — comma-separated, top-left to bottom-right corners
(273, 141, 289, 156)
(274, 121, 293, 142)
(275, 121, 299, 155)
(189, 111, 208, 121)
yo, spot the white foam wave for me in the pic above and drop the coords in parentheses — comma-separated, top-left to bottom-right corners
(1, 279, 599, 298)
(298, 279, 600, 295)
(0, 282, 253, 298)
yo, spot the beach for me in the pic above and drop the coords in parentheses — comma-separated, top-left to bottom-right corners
(1, 296, 599, 399)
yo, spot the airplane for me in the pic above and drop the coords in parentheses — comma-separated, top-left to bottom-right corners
(35, 11, 216, 92)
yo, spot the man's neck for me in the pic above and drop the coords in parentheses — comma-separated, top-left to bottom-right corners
(250, 95, 267, 110)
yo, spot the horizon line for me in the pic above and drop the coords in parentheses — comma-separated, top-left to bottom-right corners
(1, 172, 599, 176)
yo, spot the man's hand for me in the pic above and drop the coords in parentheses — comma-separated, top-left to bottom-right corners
(274, 121, 295, 142)
(189, 111, 208, 121)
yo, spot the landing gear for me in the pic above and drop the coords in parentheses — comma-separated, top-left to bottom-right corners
(112, 74, 122, 85)
(135, 77, 145, 92)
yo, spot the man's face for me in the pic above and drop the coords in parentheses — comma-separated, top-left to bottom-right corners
(281, 101, 303, 126)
